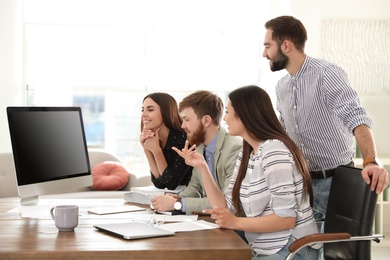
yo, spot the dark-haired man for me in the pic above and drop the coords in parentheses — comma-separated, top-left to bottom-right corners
(262, 15, 389, 222)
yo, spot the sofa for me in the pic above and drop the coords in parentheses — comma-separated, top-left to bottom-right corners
(0, 149, 152, 198)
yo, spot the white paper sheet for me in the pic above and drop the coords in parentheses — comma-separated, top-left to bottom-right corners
(158, 220, 219, 232)
(132, 213, 198, 223)
(130, 185, 186, 195)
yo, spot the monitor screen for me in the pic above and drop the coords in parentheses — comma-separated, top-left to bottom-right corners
(7, 107, 92, 205)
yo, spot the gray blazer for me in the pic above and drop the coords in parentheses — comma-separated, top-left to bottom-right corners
(180, 127, 242, 214)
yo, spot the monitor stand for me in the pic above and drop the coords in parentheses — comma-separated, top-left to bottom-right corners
(20, 195, 39, 206)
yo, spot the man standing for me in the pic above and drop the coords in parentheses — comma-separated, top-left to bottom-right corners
(262, 15, 389, 221)
(151, 90, 242, 215)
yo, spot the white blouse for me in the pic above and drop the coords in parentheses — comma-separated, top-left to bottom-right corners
(224, 139, 319, 255)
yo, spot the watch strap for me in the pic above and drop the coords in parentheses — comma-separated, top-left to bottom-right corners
(363, 157, 380, 167)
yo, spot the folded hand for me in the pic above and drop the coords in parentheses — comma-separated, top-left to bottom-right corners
(150, 194, 177, 212)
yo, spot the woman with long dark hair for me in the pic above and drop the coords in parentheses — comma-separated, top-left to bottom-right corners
(173, 86, 319, 259)
(141, 92, 192, 189)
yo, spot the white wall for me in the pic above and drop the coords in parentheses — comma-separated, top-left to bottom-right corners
(291, 0, 390, 57)
(0, 0, 23, 152)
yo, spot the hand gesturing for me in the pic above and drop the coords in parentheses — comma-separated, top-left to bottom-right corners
(172, 140, 205, 168)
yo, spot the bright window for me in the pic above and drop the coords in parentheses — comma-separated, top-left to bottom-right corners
(23, 0, 290, 177)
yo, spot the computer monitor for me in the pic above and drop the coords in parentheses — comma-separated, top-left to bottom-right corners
(7, 106, 92, 205)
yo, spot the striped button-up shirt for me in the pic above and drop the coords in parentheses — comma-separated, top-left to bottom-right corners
(276, 56, 372, 171)
(224, 140, 318, 255)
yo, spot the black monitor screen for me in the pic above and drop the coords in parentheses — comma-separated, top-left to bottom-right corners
(7, 107, 91, 186)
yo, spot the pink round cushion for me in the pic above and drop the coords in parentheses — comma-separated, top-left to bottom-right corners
(91, 161, 129, 191)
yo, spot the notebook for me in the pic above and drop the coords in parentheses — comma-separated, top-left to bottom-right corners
(93, 222, 175, 240)
(124, 185, 186, 205)
(88, 205, 145, 215)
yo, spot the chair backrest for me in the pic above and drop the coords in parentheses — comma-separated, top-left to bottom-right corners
(324, 166, 378, 260)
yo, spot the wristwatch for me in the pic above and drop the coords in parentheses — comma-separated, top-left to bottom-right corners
(363, 157, 382, 168)
(174, 198, 182, 210)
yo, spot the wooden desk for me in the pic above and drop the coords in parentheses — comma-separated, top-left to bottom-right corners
(0, 192, 252, 259)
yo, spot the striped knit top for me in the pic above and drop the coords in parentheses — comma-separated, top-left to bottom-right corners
(224, 139, 319, 255)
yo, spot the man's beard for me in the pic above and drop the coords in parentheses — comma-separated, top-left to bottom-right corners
(188, 123, 206, 146)
(270, 47, 288, 72)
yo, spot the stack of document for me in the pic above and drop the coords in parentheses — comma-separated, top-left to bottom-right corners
(124, 185, 185, 205)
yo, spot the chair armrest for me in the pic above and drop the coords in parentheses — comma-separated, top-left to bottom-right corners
(286, 233, 384, 260)
(288, 233, 350, 252)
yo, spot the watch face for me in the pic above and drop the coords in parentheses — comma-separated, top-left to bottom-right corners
(174, 201, 182, 210)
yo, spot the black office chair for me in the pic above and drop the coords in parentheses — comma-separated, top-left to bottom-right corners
(286, 166, 384, 260)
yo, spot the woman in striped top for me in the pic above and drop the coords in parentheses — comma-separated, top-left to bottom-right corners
(173, 86, 319, 259)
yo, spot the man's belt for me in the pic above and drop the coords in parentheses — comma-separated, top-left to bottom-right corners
(310, 169, 336, 179)
(310, 162, 354, 179)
